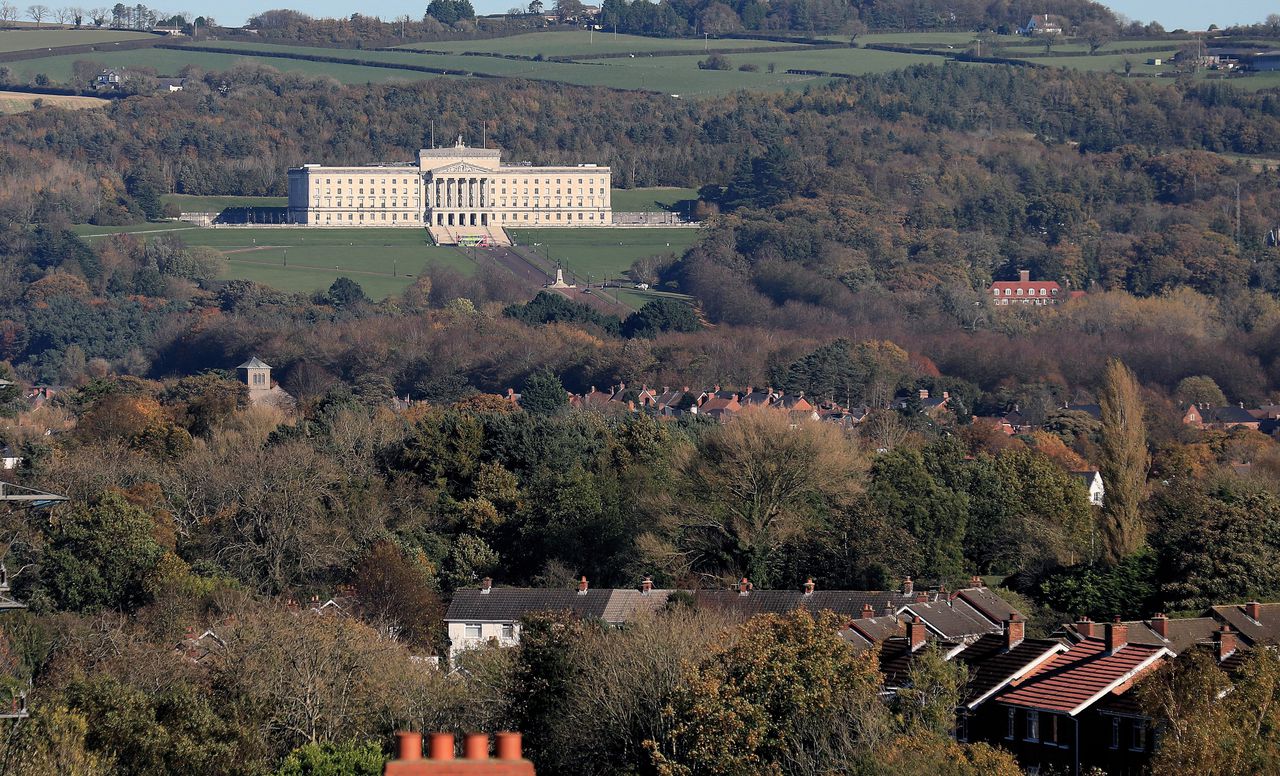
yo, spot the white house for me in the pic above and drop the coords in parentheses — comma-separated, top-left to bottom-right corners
(1074, 470, 1104, 506)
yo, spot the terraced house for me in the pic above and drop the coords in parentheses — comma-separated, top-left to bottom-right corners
(287, 138, 611, 245)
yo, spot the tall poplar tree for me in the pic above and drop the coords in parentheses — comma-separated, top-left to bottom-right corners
(1098, 359, 1148, 564)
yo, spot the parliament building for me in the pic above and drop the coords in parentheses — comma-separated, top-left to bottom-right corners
(286, 139, 612, 244)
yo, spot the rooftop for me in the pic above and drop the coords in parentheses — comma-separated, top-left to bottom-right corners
(997, 636, 1169, 716)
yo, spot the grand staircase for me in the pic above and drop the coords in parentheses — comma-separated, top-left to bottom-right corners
(427, 224, 511, 246)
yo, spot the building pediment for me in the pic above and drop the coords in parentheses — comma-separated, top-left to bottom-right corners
(428, 161, 494, 176)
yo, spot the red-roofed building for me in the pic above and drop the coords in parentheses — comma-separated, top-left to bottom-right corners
(987, 621, 1171, 775)
(988, 270, 1064, 307)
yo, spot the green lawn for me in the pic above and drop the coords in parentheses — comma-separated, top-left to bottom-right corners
(509, 227, 699, 281)
(611, 187, 698, 212)
(396, 30, 792, 57)
(0, 28, 155, 53)
(77, 225, 477, 297)
(162, 194, 287, 212)
(6, 46, 449, 85)
(859, 32, 984, 48)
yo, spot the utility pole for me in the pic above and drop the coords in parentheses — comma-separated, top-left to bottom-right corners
(704, 32, 708, 52)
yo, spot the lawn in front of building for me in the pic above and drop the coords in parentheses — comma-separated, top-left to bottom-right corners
(508, 227, 699, 282)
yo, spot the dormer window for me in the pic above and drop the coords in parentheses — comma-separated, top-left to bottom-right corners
(1004, 289, 1011, 296)
(1016, 288, 1024, 296)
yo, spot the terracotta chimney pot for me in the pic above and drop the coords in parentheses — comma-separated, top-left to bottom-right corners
(496, 732, 523, 760)
(428, 733, 455, 761)
(396, 731, 422, 761)
(464, 733, 490, 760)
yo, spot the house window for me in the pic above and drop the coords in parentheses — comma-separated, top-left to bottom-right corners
(501, 624, 514, 638)
(1110, 717, 1120, 749)
(957, 713, 969, 742)
(464, 623, 482, 639)
(1045, 714, 1059, 745)
(1131, 720, 1147, 751)
(253, 373, 265, 386)
(1025, 710, 1039, 742)
(1006, 709, 1016, 740)
(1004, 289, 1011, 296)
(1016, 288, 1024, 296)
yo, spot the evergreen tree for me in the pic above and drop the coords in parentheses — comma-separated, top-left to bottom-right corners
(1098, 359, 1148, 564)
(520, 369, 568, 416)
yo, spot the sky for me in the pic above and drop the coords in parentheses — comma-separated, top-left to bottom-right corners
(210, 0, 1275, 31)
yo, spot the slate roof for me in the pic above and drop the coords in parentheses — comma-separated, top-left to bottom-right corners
(447, 588, 617, 623)
(237, 356, 270, 370)
(997, 637, 1169, 715)
(955, 587, 1019, 625)
(953, 633, 1065, 708)
(1210, 602, 1280, 646)
(843, 614, 903, 647)
(1061, 616, 1220, 655)
(900, 598, 1004, 641)
(1204, 405, 1261, 424)
(693, 589, 935, 618)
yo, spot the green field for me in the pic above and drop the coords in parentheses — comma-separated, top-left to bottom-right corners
(0, 28, 155, 53)
(509, 227, 699, 281)
(166, 41, 829, 94)
(161, 194, 287, 212)
(396, 30, 791, 57)
(6, 46, 450, 85)
(611, 187, 698, 212)
(76, 225, 475, 297)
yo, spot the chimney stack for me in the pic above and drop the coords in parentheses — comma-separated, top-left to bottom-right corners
(915, 591, 929, 604)
(803, 578, 815, 596)
(577, 576, 589, 595)
(969, 575, 983, 588)
(738, 577, 751, 595)
(1214, 625, 1237, 662)
(1005, 613, 1025, 649)
(641, 575, 653, 595)
(902, 576, 914, 596)
(1019, 269, 1030, 283)
(385, 731, 535, 776)
(480, 577, 492, 594)
(1246, 601, 1263, 621)
(1105, 617, 1128, 653)
(907, 615, 927, 651)
(1075, 616, 1095, 638)
(1150, 613, 1169, 639)
(861, 603, 874, 619)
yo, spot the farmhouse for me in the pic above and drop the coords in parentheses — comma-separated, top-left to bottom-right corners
(287, 138, 612, 245)
(988, 269, 1063, 306)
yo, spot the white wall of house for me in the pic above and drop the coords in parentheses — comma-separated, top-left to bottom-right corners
(446, 620, 521, 657)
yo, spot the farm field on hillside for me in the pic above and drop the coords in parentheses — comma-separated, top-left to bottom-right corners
(6, 47, 449, 85)
(508, 227, 698, 282)
(396, 30, 793, 57)
(157, 40, 835, 94)
(0, 90, 108, 113)
(0, 28, 154, 52)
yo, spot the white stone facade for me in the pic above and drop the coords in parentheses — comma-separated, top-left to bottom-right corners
(286, 141, 612, 233)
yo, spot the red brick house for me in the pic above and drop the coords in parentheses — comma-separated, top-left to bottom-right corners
(988, 270, 1063, 307)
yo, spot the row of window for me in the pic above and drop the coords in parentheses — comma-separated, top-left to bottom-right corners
(1004, 709, 1146, 751)
(321, 177, 415, 185)
(320, 212, 421, 222)
(994, 287, 1058, 297)
(994, 299, 1055, 306)
(314, 200, 415, 208)
(324, 189, 420, 196)
(463, 623, 515, 639)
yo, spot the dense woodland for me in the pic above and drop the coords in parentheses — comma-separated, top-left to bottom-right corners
(1, 36, 1280, 775)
